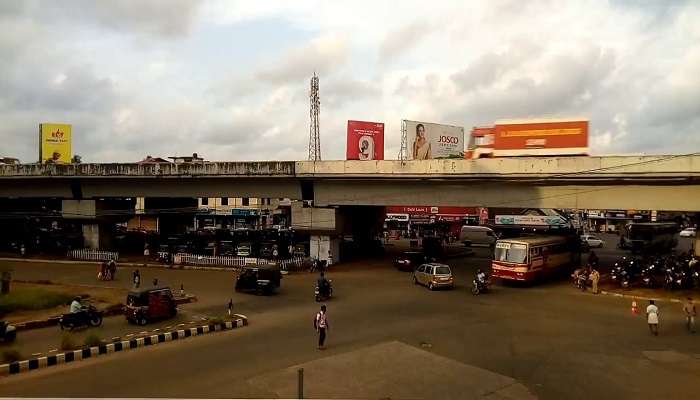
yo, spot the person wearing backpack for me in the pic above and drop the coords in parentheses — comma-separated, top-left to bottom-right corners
(314, 305, 329, 350)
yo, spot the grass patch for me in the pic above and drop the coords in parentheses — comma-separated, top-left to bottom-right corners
(0, 288, 73, 316)
(60, 332, 77, 351)
(1, 350, 22, 363)
(84, 333, 103, 348)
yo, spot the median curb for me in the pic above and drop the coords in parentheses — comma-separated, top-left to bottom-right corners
(598, 290, 685, 304)
(0, 314, 247, 377)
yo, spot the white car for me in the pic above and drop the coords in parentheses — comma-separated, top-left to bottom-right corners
(680, 228, 696, 238)
(581, 234, 604, 248)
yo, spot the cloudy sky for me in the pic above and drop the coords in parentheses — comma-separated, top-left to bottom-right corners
(1, 0, 699, 162)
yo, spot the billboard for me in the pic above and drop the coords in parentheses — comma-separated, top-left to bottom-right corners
(494, 215, 568, 226)
(492, 119, 588, 156)
(405, 120, 464, 160)
(39, 123, 72, 163)
(346, 120, 384, 160)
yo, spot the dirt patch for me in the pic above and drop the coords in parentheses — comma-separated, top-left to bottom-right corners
(2, 282, 127, 324)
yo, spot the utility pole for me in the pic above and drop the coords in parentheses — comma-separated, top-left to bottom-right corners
(308, 73, 321, 161)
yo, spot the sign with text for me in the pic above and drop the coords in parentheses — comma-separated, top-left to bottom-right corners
(405, 120, 464, 160)
(346, 120, 384, 160)
(495, 215, 568, 226)
(39, 123, 72, 163)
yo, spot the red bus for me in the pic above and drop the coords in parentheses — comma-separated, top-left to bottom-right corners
(491, 236, 579, 282)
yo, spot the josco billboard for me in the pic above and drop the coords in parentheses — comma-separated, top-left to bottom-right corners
(405, 120, 464, 160)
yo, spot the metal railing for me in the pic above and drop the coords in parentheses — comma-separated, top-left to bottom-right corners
(174, 253, 308, 272)
(68, 249, 119, 261)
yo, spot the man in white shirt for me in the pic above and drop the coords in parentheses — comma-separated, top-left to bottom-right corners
(647, 300, 659, 336)
(314, 305, 329, 350)
(70, 297, 82, 314)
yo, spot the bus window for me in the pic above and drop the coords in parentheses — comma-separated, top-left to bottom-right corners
(530, 247, 541, 257)
(494, 243, 527, 263)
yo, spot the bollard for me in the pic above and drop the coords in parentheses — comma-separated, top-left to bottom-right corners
(298, 367, 304, 399)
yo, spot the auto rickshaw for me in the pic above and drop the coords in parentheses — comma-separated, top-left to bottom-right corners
(235, 266, 281, 295)
(125, 287, 177, 325)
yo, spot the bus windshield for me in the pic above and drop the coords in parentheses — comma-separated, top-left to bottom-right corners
(494, 243, 528, 263)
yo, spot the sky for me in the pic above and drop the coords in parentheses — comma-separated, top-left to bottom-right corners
(1, 0, 699, 162)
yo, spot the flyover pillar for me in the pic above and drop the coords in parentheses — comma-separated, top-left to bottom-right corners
(82, 224, 100, 249)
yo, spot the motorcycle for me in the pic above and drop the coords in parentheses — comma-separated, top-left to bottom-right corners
(573, 269, 589, 291)
(59, 305, 103, 330)
(471, 276, 489, 295)
(611, 257, 639, 288)
(315, 280, 333, 302)
(0, 321, 16, 343)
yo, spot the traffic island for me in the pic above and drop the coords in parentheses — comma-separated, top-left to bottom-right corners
(0, 314, 247, 376)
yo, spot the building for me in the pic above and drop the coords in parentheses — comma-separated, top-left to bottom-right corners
(136, 155, 170, 164)
(168, 153, 204, 164)
(466, 118, 589, 159)
(196, 197, 290, 230)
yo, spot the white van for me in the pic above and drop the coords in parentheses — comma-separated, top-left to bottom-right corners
(459, 226, 497, 248)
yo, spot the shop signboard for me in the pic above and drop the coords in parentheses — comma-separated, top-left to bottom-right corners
(495, 215, 568, 226)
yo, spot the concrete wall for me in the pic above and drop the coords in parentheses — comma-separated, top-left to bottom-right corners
(62, 199, 96, 219)
(291, 203, 337, 232)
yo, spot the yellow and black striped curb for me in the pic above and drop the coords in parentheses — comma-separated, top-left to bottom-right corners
(0, 315, 247, 376)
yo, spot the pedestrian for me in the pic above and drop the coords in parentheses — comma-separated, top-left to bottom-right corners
(327, 251, 333, 267)
(153, 277, 158, 286)
(227, 298, 233, 316)
(133, 269, 141, 288)
(589, 268, 600, 294)
(314, 304, 329, 350)
(683, 297, 696, 333)
(180, 283, 185, 297)
(647, 300, 659, 336)
(143, 244, 150, 257)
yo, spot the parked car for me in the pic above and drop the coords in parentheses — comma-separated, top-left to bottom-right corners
(125, 287, 177, 325)
(412, 263, 454, 290)
(459, 226, 497, 248)
(394, 251, 427, 272)
(580, 234, 604, 248)
(680, 227, 697, 238)
(235, 266, 281, 295)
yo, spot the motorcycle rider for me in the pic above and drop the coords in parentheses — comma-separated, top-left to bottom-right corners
(317, 271, 331, 297)
(70, 297, 82, 313)
(588, 250, 599, 267)
(476, 268, 487, 288)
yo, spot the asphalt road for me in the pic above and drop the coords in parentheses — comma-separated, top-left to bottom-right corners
(1, 241, 700, 399)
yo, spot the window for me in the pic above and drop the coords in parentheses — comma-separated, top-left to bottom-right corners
(494, 243, 528, 263)
(201, 197, 209, 206)
(435, 266, 450, 275)
(424, 266, 433, 275)
(242, 197, 249, 206)
(221, 197, 229, 206)
(417, 265, 425, 273)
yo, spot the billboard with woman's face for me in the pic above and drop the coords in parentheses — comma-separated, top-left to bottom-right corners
(405, 120, 464, 160)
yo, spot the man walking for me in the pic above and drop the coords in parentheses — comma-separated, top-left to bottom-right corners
(684, 297, 696, 333)
(589, 267, 600, 294)
(228, 298, 233, 316)
(133, 269, 141, 288)
(314, 305, 329, 350)
(647, 300, 659, 336)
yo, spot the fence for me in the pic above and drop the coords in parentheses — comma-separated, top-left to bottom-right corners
(68, 249, 119, 262)
(175, 253, 308, 272)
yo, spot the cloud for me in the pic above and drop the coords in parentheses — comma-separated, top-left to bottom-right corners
(257, 34, 349, 85)
(379, 22, 428, 64)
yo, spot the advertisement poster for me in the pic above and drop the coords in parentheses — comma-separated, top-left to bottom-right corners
(346, 120, 384, 160)
(39, 123, 72, 163)
(405, 120, 464, 160)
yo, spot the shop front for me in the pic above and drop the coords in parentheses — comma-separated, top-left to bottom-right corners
(385, 206, 478, 238)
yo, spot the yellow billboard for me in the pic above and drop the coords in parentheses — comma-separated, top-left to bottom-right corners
(39, 123, 72, 163)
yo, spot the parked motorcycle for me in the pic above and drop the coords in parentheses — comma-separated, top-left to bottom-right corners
(59, 305, 103, 330)
(611, 257, 639, 288)
(315, 280, 333, 302)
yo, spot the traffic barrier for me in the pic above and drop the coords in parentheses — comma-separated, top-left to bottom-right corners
(175, 253, 307, 271)
(278, 257, 308, 272)
(67, 249, 119, 262)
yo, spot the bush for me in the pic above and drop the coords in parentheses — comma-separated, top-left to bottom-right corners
(83, 333, 103, 348)
(60, 332, 77, 351)
(0, 288, 74, 315)
(2, 350, 23, 363)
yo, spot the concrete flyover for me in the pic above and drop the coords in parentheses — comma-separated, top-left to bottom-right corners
(1, 155, 699, 210)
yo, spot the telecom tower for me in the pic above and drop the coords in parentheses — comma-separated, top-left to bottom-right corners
(308, 73, 321, 161)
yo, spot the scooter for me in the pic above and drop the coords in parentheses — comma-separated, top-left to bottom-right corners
(315, 280, 333, 302)
(59, 305, 103, 330)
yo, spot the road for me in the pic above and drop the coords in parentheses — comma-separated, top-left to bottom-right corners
(1, 242, 700, 398)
